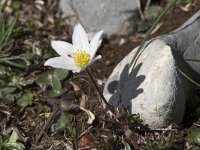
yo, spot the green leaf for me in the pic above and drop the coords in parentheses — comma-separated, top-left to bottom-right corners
(36, 72, 51, 86)
(5, 131, 25, 149)
(0, 132, 25, 150)
(2, 86, 17, 94)
(186, 128, 200, 145)
(10, 76, 28, 87)
(145, 5, 161, 19)
(45, 89, 60, 98)
(35, 101, 50, 114)
(1, 60, 27, 69)
(0, 64, 6, 75)
(17, 92, 33, 107)
(4, 142, 25, 150)
(2, 94, 15, 104)
(50, 75, 61, 94)
(53, 68, 69, 80)
(9, 131, 18, 143)
(11, 1, 21, 10)
(51, 112, 67, 132)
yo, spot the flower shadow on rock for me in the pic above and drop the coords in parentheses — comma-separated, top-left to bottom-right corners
(107, 63, 145, 113)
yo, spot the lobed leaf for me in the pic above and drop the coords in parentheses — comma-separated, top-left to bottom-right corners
(53, 68, 69, 81)
(50, 75, 61, 94)
(17, 91, 33, 107)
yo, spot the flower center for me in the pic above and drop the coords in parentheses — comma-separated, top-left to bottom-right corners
(72, 49, 90, 67)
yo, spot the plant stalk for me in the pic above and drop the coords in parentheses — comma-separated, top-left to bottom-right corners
(86, 68, 116, 115)
(86, 67, 140, 149)
(129, 0, 177, 68)
(179, 69, 200, 88)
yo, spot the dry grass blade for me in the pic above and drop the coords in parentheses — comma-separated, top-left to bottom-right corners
(0, 11, 18, 51)
(0, 10, 5, 47)
(179, 69, 200, 88)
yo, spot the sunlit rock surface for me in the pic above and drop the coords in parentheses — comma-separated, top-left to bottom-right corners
(104, 40, 186, 128)
(103, 10, 200, 128)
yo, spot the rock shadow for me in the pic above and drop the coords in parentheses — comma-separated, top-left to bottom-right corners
(107, 63, 145, 113)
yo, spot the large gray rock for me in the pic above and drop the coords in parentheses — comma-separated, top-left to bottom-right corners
(103, 10, 200, 128)
(162, 10, 200, 76)
(104, 40, 186, 128)
(59, 0, 138, 37)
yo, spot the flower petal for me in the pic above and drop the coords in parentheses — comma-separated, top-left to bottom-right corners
(73, 55, 102, 73)
(44, 56, 79, 70)
(89, 30, 103, 59)
(72, 23, 89, 52)
(51, 41, 73, 57)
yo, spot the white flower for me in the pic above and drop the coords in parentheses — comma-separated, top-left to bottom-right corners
(44, 23, 103, 73)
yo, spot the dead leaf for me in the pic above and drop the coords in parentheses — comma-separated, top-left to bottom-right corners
(69, 81, 88, 107)
(78, 134, 96, 150)
(151, 23, 163, 35)
(79, 106, 95, 124)
(69, 81, 81, 91)
(79, 93, 88, 108)
(179, 3, 191, 12)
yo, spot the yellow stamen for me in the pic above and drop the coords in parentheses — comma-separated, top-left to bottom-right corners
(72, 49, 90, 67)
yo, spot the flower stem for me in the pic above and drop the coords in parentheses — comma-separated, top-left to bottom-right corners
(86, 68, 140, 149)
(86, 68, 115, 114)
